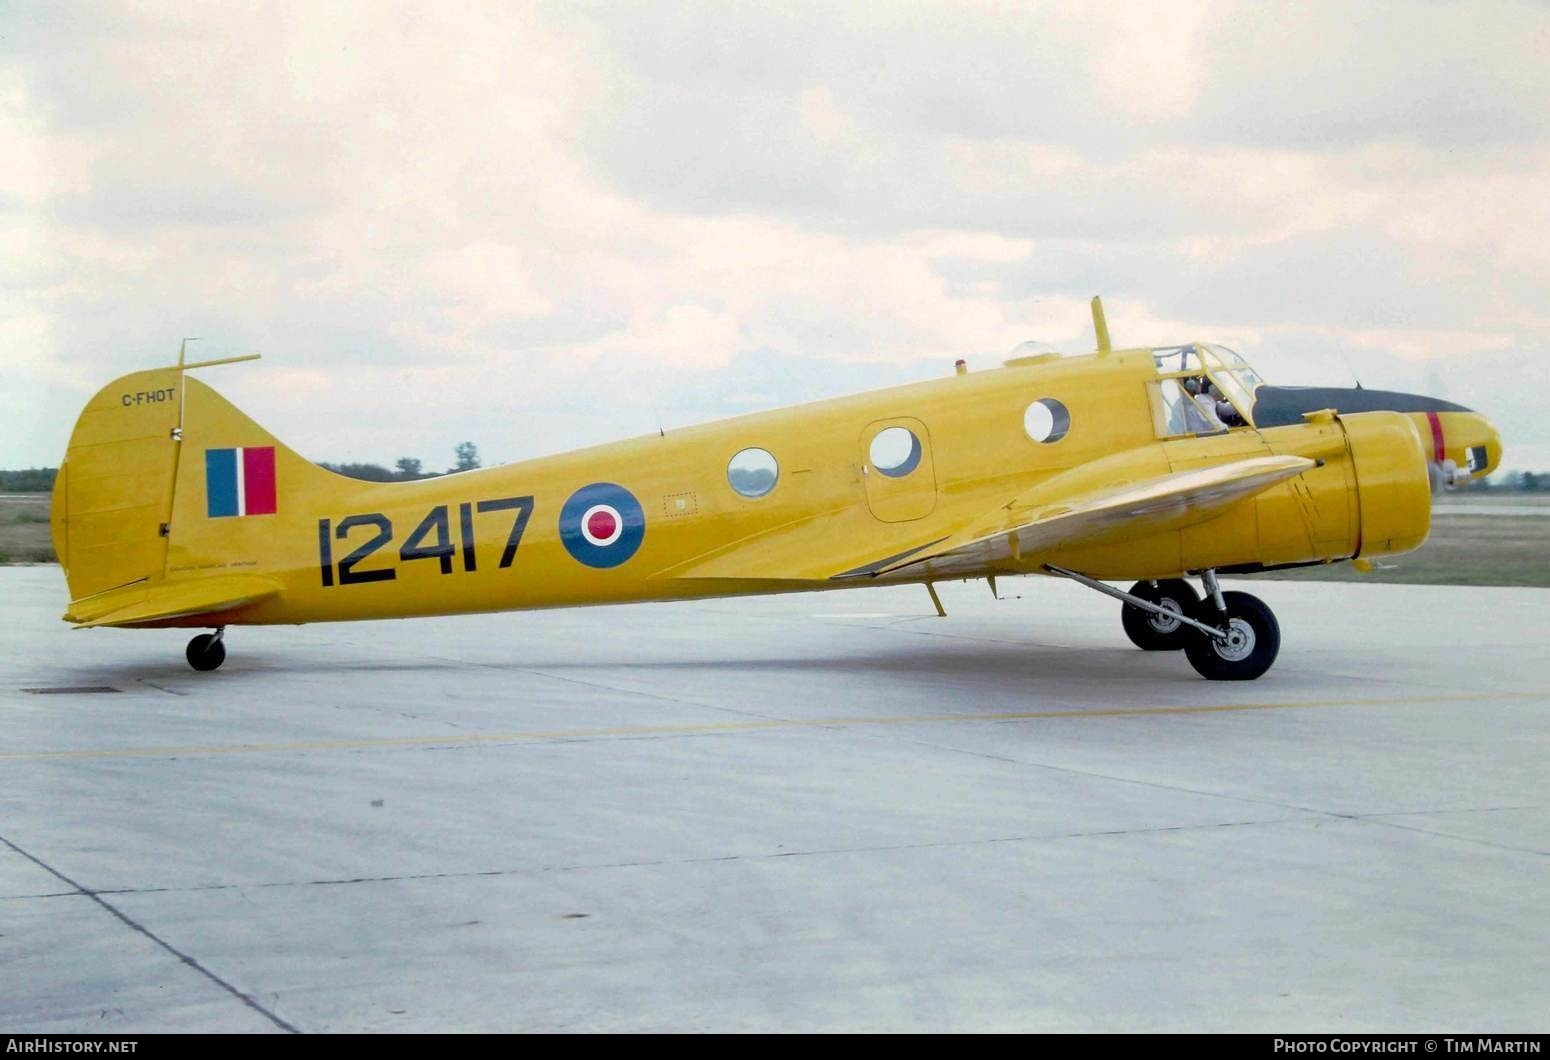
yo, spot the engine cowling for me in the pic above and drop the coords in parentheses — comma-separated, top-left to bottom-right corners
(1341, 411, 1432, 560)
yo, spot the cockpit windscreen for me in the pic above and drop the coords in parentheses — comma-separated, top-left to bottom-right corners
(1153, 343, 1264, 429)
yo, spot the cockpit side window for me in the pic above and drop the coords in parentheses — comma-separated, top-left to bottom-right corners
(1153, 378, 1224, 437)
(1151, 343, 1262, 433)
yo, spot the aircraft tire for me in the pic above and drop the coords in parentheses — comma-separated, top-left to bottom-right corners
(1120, 579, 1200, 651)
(1184, 591, 1279, 681)
(186, 633, 226, 672)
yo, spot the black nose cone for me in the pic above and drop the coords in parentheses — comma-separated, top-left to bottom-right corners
(1251, 386, 1471, 428)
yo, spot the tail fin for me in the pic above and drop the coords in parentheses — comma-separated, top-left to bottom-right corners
(53, 368, 183, 601)
(54, 358, 331, 626)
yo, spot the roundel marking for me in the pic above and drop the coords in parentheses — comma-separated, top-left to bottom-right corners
(560, 483, 644, 568)
(581, 505, 623, 547)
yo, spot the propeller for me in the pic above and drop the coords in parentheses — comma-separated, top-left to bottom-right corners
(1428, 457, 1469, 496)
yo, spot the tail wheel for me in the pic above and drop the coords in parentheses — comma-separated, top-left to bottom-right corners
(186, 633, 226, 672)
(1184, 591, 1280, 681)
(1121, 579, 1200, 651)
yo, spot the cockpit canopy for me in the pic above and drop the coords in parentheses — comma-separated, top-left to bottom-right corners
(1151, 343, 1265, 437)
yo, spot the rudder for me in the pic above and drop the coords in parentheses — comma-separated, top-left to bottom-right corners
(53, 369, 183, 601)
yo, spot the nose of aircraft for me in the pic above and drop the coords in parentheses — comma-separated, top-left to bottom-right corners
(1478, 415, 1504, 478)
(1411, 408, 1502, 485)
(1250, 384, 1502, 485)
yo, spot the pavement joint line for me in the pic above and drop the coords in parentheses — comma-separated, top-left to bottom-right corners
(0, 690, 1536, 763)
(1, 813, 1319, 901)
(26, 808, 1538, 906)
(0, 831, 302, 1034)
(1344, 815, 1550, 859)
(844, 719, 1550, 860)
(1356, 804, 1542, 819)
(840, 720, 1332, 817)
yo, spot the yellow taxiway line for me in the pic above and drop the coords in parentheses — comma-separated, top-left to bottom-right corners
(1, 690, 1536, 764)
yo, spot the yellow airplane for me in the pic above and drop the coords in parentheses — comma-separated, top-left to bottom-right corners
(51, 299, 1501, 681)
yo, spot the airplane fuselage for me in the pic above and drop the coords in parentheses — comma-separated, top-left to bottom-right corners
(108, 348, 1435, 626)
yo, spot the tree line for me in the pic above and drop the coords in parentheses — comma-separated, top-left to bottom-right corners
(317, 442, 482, 482)
(0, 468, 56, 491)
(0, 443, 483, 491)
(1473, 470, 1545, 491)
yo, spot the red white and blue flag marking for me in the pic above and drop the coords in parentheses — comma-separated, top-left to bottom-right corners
(205, 447, 277, 518)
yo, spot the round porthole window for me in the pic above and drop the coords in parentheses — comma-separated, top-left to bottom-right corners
(1024, 398, 1070, 444)
(870, 426, 922, 478)
(727, 447, 779, 498)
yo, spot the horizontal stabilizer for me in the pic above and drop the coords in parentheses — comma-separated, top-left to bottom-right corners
(66, 574, 282, 628)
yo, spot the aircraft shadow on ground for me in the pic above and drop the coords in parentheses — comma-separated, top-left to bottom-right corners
(52, 640, 1268, 691)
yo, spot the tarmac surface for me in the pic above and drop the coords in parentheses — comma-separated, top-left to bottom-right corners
(2, 566, 1546, 1032)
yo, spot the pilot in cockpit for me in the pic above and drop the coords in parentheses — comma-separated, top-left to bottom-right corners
(1181, 376, 1226, 431)
(1209, 383, 1245, 427)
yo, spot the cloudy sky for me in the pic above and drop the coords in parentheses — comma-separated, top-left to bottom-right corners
(4, 0, 1548, 472)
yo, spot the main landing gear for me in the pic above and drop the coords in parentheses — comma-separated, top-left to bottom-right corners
(1045, 566, 1281, 681)
(1119, 578, 1199, 651)
(185, 627, 227, 672)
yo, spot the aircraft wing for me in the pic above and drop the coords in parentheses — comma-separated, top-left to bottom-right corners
(663, 453, 1315, 586)
(64, 574, 282, 628)
(846, 454, 1316, 580)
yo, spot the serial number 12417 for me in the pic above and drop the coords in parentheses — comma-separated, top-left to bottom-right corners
(317, 497, 534, 587)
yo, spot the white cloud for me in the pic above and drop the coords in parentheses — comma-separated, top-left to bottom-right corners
(567, 303, 747, 372)
(1092, 0, 1215, 122)
(1339, 328, 1517, 363)
(798, 86, 853, 146)
(2, 0, 1547, 474)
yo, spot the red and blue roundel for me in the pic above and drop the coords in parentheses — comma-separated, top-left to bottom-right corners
(559, 483, 645, 568)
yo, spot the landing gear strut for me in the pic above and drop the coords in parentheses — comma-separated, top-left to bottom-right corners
(1046, 565, 1281, 681)
(186, 627, 226, 672)
(1181, 585, 1280, 681)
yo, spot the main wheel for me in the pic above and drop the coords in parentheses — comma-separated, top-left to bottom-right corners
(1121, 579, 1200, 651)
(186, 633, 226, 672)
(1184, 591, 1279, 681)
